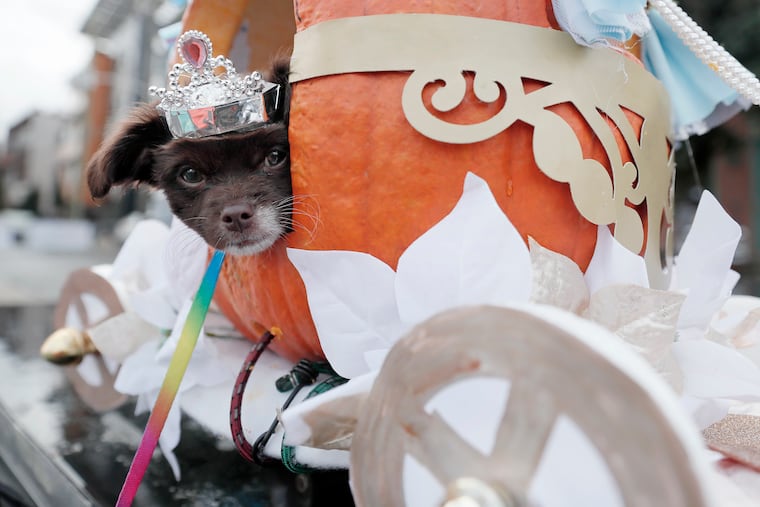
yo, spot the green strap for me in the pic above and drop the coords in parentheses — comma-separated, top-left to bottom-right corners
(281, 375, 349, 474)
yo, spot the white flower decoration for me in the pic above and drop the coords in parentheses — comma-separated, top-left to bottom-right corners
(287, 173, 532, 378)
(282, 170, 760, 470)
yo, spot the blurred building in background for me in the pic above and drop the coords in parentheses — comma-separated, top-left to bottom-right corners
(0, 0, 181, 228)
(78, 0, 181, 230)
(55, 109, 89, 218)
(2, 113, 66, 216)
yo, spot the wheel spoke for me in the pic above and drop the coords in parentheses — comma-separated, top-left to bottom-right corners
(489, 380, 558, 490)
(404, 410, 490, 485)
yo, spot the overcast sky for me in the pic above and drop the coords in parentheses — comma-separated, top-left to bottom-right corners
(0, 0, 99, 142)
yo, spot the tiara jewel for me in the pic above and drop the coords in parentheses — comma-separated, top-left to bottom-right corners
(149, 30, 282, 138)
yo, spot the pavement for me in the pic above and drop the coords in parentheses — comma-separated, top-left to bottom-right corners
(0, 234, 117, 507)
(0, 239, 120, 307)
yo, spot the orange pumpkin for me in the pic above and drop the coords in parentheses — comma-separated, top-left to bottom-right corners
(177, 0, 249, 58)
(202, 0, 648, 362)
(176, 0, 295, 70)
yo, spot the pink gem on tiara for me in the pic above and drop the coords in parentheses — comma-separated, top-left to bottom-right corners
(180, 33, 209, 69)
(148, 30, 282, 139)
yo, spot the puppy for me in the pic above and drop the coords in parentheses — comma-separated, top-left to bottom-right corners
(87, 59, 292, 256)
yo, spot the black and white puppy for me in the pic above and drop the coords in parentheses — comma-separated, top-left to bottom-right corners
(87, 59, 292, 256)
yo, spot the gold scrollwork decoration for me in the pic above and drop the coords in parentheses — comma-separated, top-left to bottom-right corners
(290, 14, 674, 288)
(400, 67, 521, 145)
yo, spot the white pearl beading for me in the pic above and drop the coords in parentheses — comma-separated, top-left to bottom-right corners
(649, 0, 760, 106)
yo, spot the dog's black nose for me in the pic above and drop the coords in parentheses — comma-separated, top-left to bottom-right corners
(221, 204, 255, 232)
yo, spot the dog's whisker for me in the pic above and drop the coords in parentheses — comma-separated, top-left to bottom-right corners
(272, 193, 321, 241)
(283, 213, 319, 229)
(280, 213, 319, 242)
(280, 193, 316, 205)
(297, 204, 322, 224)
(169, 234, 207, 257)
(291, 225, 317, 242)
(164, 231, 209, 268)
(291, 194, 320, 206)
(274, 195, 300, 209)
(172, 234, 204, 250)
(291, 209, 321, 230)
(288, 196, 321, 214)
(282, 211, 318, 227)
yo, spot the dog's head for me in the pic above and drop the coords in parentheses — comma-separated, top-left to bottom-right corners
(87, 59, 292, 255)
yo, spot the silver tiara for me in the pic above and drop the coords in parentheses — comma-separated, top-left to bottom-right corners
(149, 31, 281, 139)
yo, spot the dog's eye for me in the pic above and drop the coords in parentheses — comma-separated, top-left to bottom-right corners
(179, 167, 204, 185)
(265, 149, 287, 167)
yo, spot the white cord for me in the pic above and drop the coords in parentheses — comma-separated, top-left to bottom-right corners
(649, 0, 760, 105)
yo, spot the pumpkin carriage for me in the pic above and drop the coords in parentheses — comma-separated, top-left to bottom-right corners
(44, 0, 760, 505)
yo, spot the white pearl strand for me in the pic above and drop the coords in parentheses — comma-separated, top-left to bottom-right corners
(649, 0, 760, 106)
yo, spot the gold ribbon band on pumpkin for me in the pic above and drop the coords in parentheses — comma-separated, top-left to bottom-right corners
(290, 14, 674, 288)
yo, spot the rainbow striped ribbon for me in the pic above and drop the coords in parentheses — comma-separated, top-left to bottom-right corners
(116, 250, 226, 506)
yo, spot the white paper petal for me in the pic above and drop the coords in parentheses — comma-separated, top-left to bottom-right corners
(110, 219, 171, 290)
(88, 311, 163, 362)
(672, 339, 760, 401)
(673, 191, 742, 330)
(585, 284, 685, 392)
(395, 173, 532, 324)
(135, 389, 183, 481)
(135, 392, 151, 415)
(153, 300, 237, 390)
(585, 225, 649, 293)
(156, 298, 203, 360)
(585, 285, 684, 365)
(363, 348, 389, 371)
(680, 395, 736, 430)
(729, 402, 760, 417)
(656, 351, 684, 394)
(529, 237, 589, 313)
(175, 346, 234, 389)
(164, 218, 208, 307)
(287, 248, 405, 378)
(281, 372, 377, 449)
(710, 296, 760, 351)
(135, 389, 182, 480)
(162, 447, 181, 482)
(129, 285, 177, 330)
(114, 340, 166, 395)
(677, 266, 739, 332)
(158, 399, 183, 480)
(704, 461, 760, 507)
(675, 191, 741, 288)
(179, 338, 276, 438)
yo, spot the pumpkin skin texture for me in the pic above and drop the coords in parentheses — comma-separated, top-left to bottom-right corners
(177, 0, 249, 59)
(211, 0, 647, 362)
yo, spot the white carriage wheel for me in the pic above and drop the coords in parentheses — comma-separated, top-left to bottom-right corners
(54, 268, 127, 412)
(350, 305, 712, 507)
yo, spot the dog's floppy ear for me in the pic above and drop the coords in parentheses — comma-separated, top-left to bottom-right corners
(266, 55, 291, 125)
(87, 104, 172, 199)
